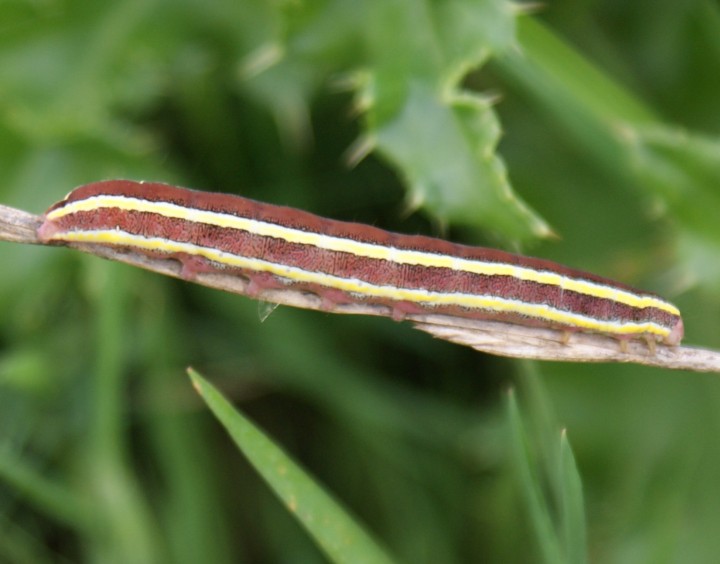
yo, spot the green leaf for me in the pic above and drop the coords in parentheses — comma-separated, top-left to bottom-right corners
(243, 0, 551, 240)
(497, 16, 720, 290)
(558, 430, 588, 564)
(188, 368, 397, 564)
(505, 389, 563, 564)
(368, 81, 549, 238)
(361, 0, 550, 239)
(506, 388, 588, 564)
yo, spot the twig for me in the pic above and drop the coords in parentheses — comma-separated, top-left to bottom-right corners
(3, 203, 718, 372)
(411, 317, 720, 372)
(0, 204, 44, 244)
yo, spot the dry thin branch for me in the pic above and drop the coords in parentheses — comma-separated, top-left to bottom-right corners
(0, 204, 44, 244)
(3, 202, 719, 373)
(411, 317, 720, 372)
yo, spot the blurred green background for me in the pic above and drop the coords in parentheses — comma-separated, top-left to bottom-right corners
(1, 0, 720, 562)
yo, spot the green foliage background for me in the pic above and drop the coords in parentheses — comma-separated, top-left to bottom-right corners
(1, 0, 720, 562)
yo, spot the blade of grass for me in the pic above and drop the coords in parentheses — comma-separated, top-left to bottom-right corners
(495, 16, 655, 170)
(510, 16, 657, 124)
(0, 449, 90, 531)
(188, 368, 397, 564)
(558, 430, 588, 564)
(506, 385, 589, 564)
(506, 388, 563, 564)
(142, 292, 235, 564)
(87, 262, 161, 563)
(497, 15, 720, 283)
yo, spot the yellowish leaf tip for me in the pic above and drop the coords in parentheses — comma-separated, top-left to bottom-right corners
(187, 367, 203, 395)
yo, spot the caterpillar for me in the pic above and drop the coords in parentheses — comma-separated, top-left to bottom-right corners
(37, 180, 684, 345)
